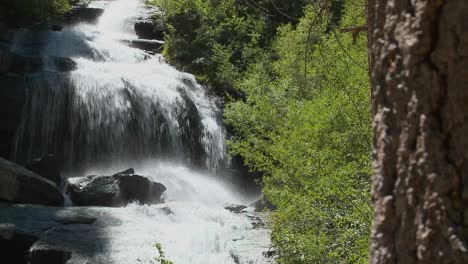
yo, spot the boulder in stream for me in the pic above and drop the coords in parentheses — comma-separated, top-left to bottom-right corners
(66, 169, 167, 207)
(0, 158, 64, 206)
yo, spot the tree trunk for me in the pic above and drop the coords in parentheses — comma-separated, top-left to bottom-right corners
(369, 1, 468, 264)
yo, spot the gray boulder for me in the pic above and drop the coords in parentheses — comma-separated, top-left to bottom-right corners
(66, 169, 166, 207)
(0, 158, 64, 206)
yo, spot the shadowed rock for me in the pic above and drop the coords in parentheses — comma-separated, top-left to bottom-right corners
(63, 7, 104, 24)
(134, 19, 165, 40)
(0, 50, 77, 74)
(0, 224, 39, 264)
(122, 39, 164, 52)
(0, 158, 64, 206)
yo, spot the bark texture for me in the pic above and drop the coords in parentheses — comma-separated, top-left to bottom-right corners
(369, 1, 468, 264)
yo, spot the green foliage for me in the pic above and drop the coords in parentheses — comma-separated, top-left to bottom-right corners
(148, 0, 306, 96)
(225, 1, 372, 263)
(154, 243, 174, 264)
(0, 0, 71, 25)
(153, 0, 371, 263)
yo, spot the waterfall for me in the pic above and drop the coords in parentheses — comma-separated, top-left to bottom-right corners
(12, 0, 227, 171)
(8, 0, 272, 263)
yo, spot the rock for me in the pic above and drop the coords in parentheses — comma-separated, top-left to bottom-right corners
(29, 247, 72, 264)
(50, 56, 77, 72)
(0, 49, 42, 74)
(0, 205, 101, 264)
(224, 204, 248, 214)
(66, 172, 166, 207)
(112, 168, 135, 176)
(26, 154, 62, 186)
(67, 176, 119, 207)
(134, 19, 165, 40)
(0, 224, 39, 264)
(0, 158, 64, 206)
(0, 49, 77, 74)
(124, 39, 164, 52)
(250, 196, 276, 212)
(63, 7, 104, 24)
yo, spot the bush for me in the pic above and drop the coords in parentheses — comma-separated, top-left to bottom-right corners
(0, 0, 71, 26)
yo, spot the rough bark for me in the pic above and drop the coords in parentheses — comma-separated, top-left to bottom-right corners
(369, 1, 468, 264)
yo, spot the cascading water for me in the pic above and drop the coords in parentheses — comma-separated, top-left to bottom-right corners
(13, 0, 227, 171)
(9, 0, 272, 263)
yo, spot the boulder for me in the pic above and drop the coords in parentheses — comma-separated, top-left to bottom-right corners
(224, 204, 248, 214)
(29, 246, 72, 264)
(0, 158, 64, 206)
(66, 176, 119, 207)
(63, 7, 104, 24)
(26, 154, 62, 186)
(123, 39, 164, 52)
(0, 50, 77, 74)
(0, 49, 41, 74)
(134, 19, 165, 40)
(112, 168, 135, 176)
(0, 224, 39, 264)
(50, 56, 77, 72)
(66, 169, 166, 207)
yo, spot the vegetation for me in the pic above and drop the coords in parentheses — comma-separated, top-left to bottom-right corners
(151, 0, 372, 263)
(0, 0, 71, 26)
(154, 242, 174, 264)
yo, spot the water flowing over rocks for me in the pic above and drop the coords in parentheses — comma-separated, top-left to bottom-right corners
(0, 0, 274, 263)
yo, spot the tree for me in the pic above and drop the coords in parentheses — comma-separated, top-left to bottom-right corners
(368, 1, 468, 263)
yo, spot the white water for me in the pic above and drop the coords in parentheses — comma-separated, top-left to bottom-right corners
(14, 0, 227, 171)
(12, 0, 272, 263)
(72, 161, 271, 264)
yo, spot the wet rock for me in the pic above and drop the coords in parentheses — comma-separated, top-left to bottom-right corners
(67, 172, 167, 207)
(125, 39, 164, 52)
(67, 176, 119, 207)
(112, 168, 135, 176)
(26, 154, 62, 186)
(134, 19, 165, 40)
(224, 204, 248, 214)
(0, 224, 39, 264)
(0, 158, 64, 206)
(0, 50, 77, 74)
(0, 49, 42, 74)
(50, 56, 77, 72)
(0, 205, 102, 264)
(116, 174, 167, 205)
(29, 247, 72, 264)
(64, 7, 104, 24)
